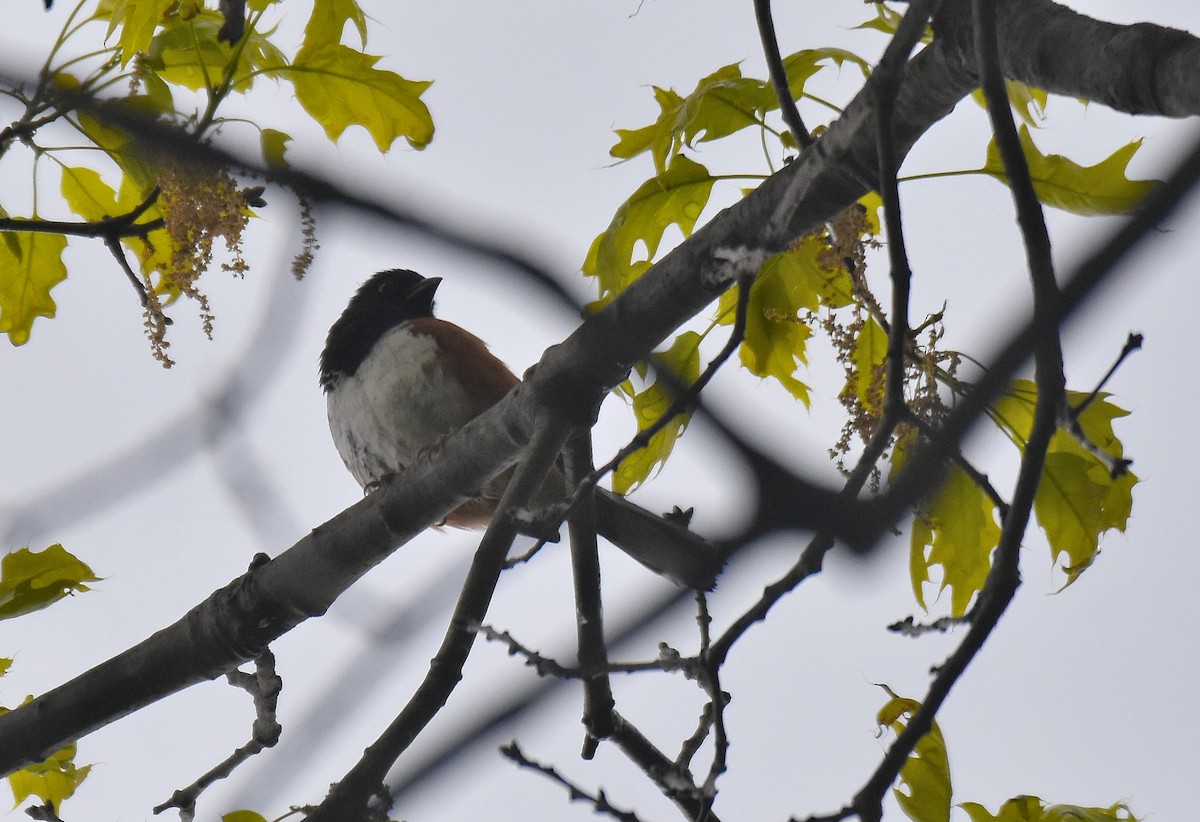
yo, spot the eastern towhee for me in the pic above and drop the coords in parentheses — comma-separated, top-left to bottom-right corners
(320, 269, 725, 589)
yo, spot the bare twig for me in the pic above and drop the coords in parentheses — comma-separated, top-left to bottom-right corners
(152, 649, 282, 819)
(562, 433, 616, 752)
(305, 418, 577, 822)
(500, 741, 644, 822)
(0, 185, 164, 309)
(887, 614, 968, 638)
(906, 412, 1010, 518)
(754, 0, 812, 149)
(473, 623, 707, 680)
(1064, 333, 1142, 478)
(610, 711, 722, 822)
(837, 3, 1066, 819)
(693, 595, 728, 812)
(24, 803, 64, 822)
(1072, 332, 1143, 417)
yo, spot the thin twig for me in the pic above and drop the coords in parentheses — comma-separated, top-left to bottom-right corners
(474, 623, 707, 680)
(906, 412, 1010, 518)
(0, 186, 164, 308)
(887, 614, 968, 638)
(1071, 331, 1143, 417)
(304, 418, 576, 822)
(754, 0, 812, 149)
(500, 741, 644, 822)
(694, 595, 728, 815)
(563, 434, 616, 752)
(838, 4, 1065, 819)
(584, 269, 757, 502)
(610, 711, 722, 822)
(152, 649, 282, 818)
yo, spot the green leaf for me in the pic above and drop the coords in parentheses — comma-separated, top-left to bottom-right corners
(614, 331, 702, 494)
(60, 164, 127, 222)
(0, 230, 69, 347)
(302, 0, 369, 50)
(991, 380, 1137, 587)
(289, 43, 434, 151)
(611, 50, 866, 173)
(75, 103, 162, 192)
(715, 239, 846, 404)
(0, 544, 99, 621)
(223, 812, 270, 822)
(848, 315, 889, 417)
(5, 739, 91, 810)
(876, 688, 952, 822)
(962, 796, 1140, 822)
(610, 64, 769, 173)
(972, 79, 1048, 127)
(60, 165, 172, 280)
(583, 154, 715, 297)
(909, 463, 1001, 615)
(855, 3, 904, 36)
(261, 128, 292, 169)
(101, 0, 176, 66)
(982, 125, 1157, 215)
(143, 11, 287, 92)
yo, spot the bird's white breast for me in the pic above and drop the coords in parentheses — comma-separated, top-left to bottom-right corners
(325, 325, 475, 489)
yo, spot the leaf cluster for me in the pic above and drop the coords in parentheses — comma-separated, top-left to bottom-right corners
(1, 544, 97, 811)
(587, 2, 1144, 608)
(0, 0, 435, 362)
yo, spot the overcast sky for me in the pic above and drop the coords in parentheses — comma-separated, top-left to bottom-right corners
(2, 1, 1198, 820)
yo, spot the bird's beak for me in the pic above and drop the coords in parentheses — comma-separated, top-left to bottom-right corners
(409, 276, 443, 303)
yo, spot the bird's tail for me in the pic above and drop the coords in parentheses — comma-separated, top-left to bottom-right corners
(592, 489, 726, 590)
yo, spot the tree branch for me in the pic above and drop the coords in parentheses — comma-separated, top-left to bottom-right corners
(304, 417, 577, 821)
(754, 0, 812, 149)
(562, 433, 616, 752)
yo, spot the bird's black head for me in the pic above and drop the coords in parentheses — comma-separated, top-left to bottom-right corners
(319, 269, 443, 390)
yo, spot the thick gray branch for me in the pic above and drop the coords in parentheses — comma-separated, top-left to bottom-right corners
(936, 0, 1200, 116)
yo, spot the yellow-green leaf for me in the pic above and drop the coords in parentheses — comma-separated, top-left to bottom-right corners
(876, 688, 952, 822)
(614, 331, 702, 494)
(61, 165, 125, 222)
(0, 544, 99, 621)
(223, 812, 270, 822)
(854, 3, 933, 43)
(6, 739, 91, 810)
(75, 105, 161, 192)
(972, 80, 1048, 127)
(849, 315, 889, 417)
(0, 230, 69, 347)
(102, 0, 175, 66)
(962, 796, 1139, 822)
(610, 64, 768, 173)
(714, 239, 837, 404)
(289, 43, 434, 151)
(60, 165, 172, 280)
(302, 0, 368, 50)
(991, 380, 1137, 588)
(143, 12, 287, 92)
(261, 128, 292, 169)
(583, 154, 715, 297)
(983, 125, 1157, 215)
(611, 50, 866, 173)
(910, 464, 1001, 615)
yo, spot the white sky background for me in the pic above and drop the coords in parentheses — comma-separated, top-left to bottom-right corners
(2, 1, 1199, 820)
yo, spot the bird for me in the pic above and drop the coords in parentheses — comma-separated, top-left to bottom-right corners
(319, 269, 726, 590)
